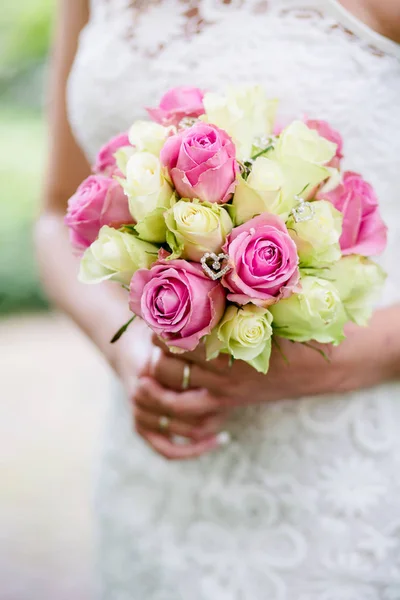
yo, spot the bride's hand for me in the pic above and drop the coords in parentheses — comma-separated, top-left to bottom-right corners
(111, 319, 230, 460)
(152, 308, 399, 406)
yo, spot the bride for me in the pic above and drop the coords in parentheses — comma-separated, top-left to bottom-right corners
(36, 1, 400, 598)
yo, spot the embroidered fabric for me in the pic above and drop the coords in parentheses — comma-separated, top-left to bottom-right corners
(67, 1, 400, 598)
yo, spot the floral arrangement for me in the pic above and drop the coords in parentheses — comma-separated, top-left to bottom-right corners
(65, 85, 387, 374)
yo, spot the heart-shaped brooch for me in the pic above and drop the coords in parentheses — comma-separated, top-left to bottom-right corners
(201, 252, 231, 281)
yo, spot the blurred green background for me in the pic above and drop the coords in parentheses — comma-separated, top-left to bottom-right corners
(0, 1, 55, 314)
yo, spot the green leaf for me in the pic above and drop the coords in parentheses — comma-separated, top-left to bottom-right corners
(272, 337, 290, 365)
(250, 143, 275, 161)
(165, 229, 184, 260)
(110, 315, 136, 344)
(302, 341, 331, 363)
(120, 224, 138, 234)
(224, 203, 237, 223)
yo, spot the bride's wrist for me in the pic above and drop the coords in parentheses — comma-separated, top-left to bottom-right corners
(106, 316, 151, 382)
(371, 306, 400, 383)
(88, 289, 134, 372)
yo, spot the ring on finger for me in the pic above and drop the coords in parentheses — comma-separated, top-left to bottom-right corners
(182, 363, 191, 391)
(159, 415, 170, 431)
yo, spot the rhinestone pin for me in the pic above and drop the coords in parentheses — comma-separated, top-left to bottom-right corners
(200, 252, 231, 281)
(291, 195, 315, 223)
(252, 134, 277, 152)
(178, 117, 199, 130)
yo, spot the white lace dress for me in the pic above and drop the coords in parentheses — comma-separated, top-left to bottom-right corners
(68, 1, 400, 598)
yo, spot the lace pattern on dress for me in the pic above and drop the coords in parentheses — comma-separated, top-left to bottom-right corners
(94, 0, 397, 58)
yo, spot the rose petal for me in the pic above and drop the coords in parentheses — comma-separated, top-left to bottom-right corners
(324, 171, 386, 256)
(191, 160, 238, 204)
(94, 133, 130, 175)
(343, 207, 388, 256)
(100, 181, 134, 228)
(146, 87, 205, 127)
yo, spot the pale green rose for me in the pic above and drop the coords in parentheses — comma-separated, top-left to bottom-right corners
(165, 199, 233, 261)
(286, 200, 343, 267)
(325, 256, 386, 326)
(79, 226, 158, 286)
(270, 275, 347, 345)
(202, 85, 277, 160)
(233, 156, 330, 223)
(128, 120, 172, 156)
(206, 305, 273, 374)
(122, 152, 174, 243)
(275, 121, 337, 165)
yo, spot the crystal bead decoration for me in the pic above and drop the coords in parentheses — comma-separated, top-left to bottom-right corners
(291, 195, 315, 223)
(178, 117, 199, 129)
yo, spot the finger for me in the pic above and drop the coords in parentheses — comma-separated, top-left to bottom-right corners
(137, 426, 229, 461)
(192, 412, 230, 440)
(136, 377, 225, 418)
(152, 334, 231, 374)
(149, 346, 186, 391)
(135, 400, 229, 440)
(134, 405, 224, 440)
(151, 333, 171, 353)
(150, 347, 225, 395)
(181, 343, 232, 373)
(186, 350, 232, 374)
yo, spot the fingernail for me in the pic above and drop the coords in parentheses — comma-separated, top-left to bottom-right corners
(216, 431, 231, 446)
(171, 435, 190, 446)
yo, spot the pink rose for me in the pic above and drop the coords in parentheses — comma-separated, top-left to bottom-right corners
(94, 133, 130, 175)
(160, 123, 238, 204)
(147, 86, 205, 128)
(129, 259, 225, 351)
(323, 172, 387, 256)
(222, 214, 300, 307)
(65, 175, 133, 251)
(305, 119, 343, 168)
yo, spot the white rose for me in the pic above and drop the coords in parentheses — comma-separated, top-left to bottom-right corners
(276, 121, 337, 165)
(233, 156, 331, 224)
(206, 305, 273, 374)
(128, 120, 172, 156)
(165, 199, 233, 261)
(123, 152, 173, 223)
(287, 200, 343, 267)
(203, 85, 277, 160)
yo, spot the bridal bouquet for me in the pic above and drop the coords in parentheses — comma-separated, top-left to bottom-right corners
(65, 85, 387, 374)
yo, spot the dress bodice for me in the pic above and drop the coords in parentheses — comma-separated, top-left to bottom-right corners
(69, 1, 400, 157)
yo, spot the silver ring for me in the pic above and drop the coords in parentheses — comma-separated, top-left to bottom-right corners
(159, 416, 170, 431)
(182, 363, 191, 391)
